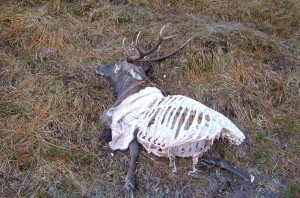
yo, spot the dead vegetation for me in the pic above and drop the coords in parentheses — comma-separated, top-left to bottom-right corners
(0, 0, 299, 197)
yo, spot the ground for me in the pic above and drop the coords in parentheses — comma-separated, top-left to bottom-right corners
(0, 0, 299, 197)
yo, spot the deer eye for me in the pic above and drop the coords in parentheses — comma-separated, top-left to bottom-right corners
(114, 64, 121, 73)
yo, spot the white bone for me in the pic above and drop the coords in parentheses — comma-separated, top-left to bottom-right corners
(108, 87, 245, 171)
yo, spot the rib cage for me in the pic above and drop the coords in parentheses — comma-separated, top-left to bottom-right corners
(136, 95, 245, 158)
(108, 87, 245, 172)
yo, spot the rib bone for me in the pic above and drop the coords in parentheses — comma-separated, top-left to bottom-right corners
(108, 87, 245, 172)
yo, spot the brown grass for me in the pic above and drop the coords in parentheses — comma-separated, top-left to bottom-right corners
(0, 0, 299, 197)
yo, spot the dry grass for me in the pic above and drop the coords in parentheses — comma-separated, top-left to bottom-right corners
(0, 0, 299, 197)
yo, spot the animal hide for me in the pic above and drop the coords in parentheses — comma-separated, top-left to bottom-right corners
(109, 87, 164, 150)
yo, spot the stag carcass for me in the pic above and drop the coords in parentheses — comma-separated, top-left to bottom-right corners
(96, 26, 254, 196)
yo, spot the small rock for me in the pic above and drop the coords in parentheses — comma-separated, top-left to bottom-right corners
(282, 144, 288, 149)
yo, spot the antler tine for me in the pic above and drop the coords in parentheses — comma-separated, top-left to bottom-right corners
(126, 32, 144, 62)
(159, 25, 166, 36)
(130, 40, 135, 52)
(135, 31, 142, 45)
(134, 25, 177, 61)
(122, 37, 131, 57)
(137, 37, 193, 63)
(126, 25, 187, 62)
(159, 25, 176, 40)
(135, 37, 163, 60)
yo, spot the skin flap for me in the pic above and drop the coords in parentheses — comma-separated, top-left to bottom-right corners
(109, 87, 164, 150)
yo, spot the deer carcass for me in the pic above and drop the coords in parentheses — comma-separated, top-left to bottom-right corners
(96, 26, 254, 196)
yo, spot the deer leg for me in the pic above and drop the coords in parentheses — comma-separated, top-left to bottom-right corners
(100, 128, 112, 143)
(187, 156, 200, 175)
(168, 152, 177, 172)
(192, 156, 200, 172)
(187, 145, 207, 175)
(123, 136, 140, 196)
(201, 159, 254, 182)
(100, 109, 113, 143)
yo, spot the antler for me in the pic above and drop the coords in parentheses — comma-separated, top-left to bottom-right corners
(123, 25, 192, 63)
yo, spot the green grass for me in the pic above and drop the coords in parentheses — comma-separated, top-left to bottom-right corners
(43, 146, 71, 160)
(284, 184, 300, 198)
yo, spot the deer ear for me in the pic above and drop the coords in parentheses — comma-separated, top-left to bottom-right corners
(129, 68, 143, 80)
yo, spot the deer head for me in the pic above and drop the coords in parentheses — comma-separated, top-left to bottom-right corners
(96, 25, 192, 98)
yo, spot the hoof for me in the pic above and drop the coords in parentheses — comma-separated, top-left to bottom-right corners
(172, 166, 177, 173)
(123, 176, 135, 198)
(187, 168, 199, 175)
